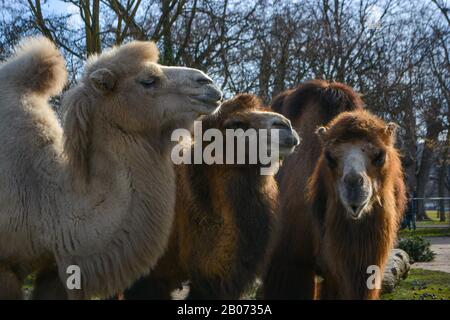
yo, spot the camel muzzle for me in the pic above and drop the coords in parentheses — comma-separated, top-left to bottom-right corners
(340, 173, 372, 219)
(189, 86, 223, 108)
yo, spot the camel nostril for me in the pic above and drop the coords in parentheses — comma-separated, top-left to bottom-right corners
(358, 176, 364, 185)
(207, 87, 223, 102)
(345, 173, 364, 188)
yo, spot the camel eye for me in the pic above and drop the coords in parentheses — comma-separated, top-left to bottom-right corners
(140, 77, 156, 88)
(325, 150, 337, 168)
(373, 150, 386, 167)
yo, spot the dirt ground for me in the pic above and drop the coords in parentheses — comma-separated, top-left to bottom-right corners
(411, 237, 450, 274)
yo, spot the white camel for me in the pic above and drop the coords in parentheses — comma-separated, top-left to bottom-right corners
(0, 37, 222, 299)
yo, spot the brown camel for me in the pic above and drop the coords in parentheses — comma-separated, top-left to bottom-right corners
(124, 94, 300, 299)
(263, 80, 406, 299)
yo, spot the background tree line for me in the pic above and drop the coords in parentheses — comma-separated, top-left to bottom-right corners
(0, 0, 449, 221)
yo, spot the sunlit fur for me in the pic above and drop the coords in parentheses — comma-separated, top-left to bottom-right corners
(307, 111, 406, 299)
(124, 94, 298, 299)
(263, 80, 406, 299)
(0, 37, 219, 299)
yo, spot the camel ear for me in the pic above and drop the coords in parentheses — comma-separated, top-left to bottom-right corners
(89, 68, 116, 94)
(385, 122, 398, 138)
(62, 86, 93, 184)
(316, 126, 328, 142)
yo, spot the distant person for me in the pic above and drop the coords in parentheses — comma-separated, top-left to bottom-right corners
(404, 191, 417, 231)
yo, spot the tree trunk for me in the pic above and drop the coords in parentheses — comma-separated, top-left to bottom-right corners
(438, 165, 446, 222)
(273, 39, 288, 97)
(416, 146, 432, 220)
(82, 0, 101, 56)
(92, 0, 101, 54)
(415, 141, 436, 221)
(416, 99, 442, 221)
(161, 0, 174, 65)
(401, 91, 417, 192)
(258, 45, 271, 104)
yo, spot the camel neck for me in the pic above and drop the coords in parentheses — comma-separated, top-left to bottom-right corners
(186, 162, 276, 238)
(51, 131, 176, 298)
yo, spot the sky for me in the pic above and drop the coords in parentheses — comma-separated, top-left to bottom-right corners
(41, 0, 450, 32)
(45, 0, 82, 27)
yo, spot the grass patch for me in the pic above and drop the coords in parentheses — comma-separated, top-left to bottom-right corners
(422, 211, 449, 224)
(417, 220, 449, 226)
(381, 268, 450, 300)
(399, 228, 450, 238)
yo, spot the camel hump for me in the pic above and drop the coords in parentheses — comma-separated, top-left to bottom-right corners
(318, 81, 364, 117)
(0, 36, 67, 97)
(271, 90, 290, 114)
(271, 80, 364, 123)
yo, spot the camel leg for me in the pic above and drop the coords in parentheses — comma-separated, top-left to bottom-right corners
(186, 286, 216, 300)
(32, 265, 67, 300)
(188, 271, 251, 300)
(318, 274, 380, 300)
(262, 256, 316, 299)
(124, 275, 173, 300)
(186, 279, 226, 300)
(365, 288, 381, 300)
(318, 276, 340, 300)
(347, 275, 381, 300)
(0, 265, 23, 299)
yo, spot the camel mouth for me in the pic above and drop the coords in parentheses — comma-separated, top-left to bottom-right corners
(278, 145, 297, 157)
(189, 95, 222, 115)
(345, 200, 370, 219)
(338, 175, 373, 220)
(277, 129, 301, 157)
(189, 90, 222, 111)
(270, 142, 299, 160)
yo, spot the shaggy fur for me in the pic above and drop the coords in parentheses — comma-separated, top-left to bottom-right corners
(263, 80, 406, 299)
(124, 94, 298, 299)
(0, 37, 221, 299)
(32, 264, 67, 300)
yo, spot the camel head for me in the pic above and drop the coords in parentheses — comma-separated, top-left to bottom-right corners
(62, 40, 222, 180)
(83, 41, 222, 131)
(316, 110, 398, 220)
(201, 94, 300, 164)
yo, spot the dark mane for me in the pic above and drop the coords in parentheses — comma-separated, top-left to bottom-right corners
(218, 93, 265, 115)
(272, 79, 364, 125)
(124, 93, 280, 300)
(263, 86, 406, 299)
(322, 111, 394, 146)
(270, 90, 291, 114)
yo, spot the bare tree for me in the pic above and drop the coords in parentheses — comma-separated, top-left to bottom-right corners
(1, 0, 449, 216)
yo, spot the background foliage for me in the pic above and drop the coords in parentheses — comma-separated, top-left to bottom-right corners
(1, 0, 449, 220)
